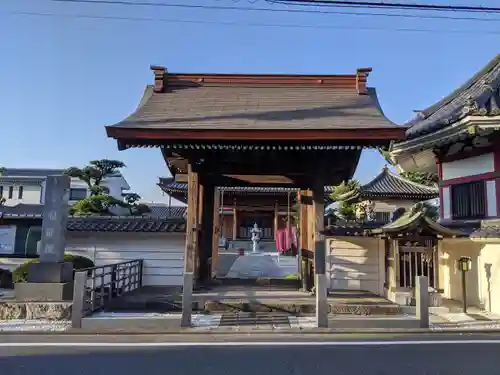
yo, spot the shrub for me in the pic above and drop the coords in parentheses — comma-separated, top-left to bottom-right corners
(12, 254, 94, 283)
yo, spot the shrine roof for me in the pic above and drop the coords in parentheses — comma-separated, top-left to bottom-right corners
(404, 54, 500, 141)
(106, 67, 403, 136)
(158, 177, 335, 200)
(372, 208, 465, 237)
(337, 166, 439, 203)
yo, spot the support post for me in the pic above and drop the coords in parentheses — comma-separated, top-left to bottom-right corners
(181, 163, 199, 327)
(313, 182, 328, 328)
(415, 276, 429, 328)
(274, 202, 279, 237)
(461, 270, 468, 314)
(299, 189, 312, 291)
(232, 207, 237, 240)
(71, 271, 87, 329)
(201, 182, 214, 281)
(211, 188, 221, 278)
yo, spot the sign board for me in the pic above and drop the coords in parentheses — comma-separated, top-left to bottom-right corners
(0, 225, 17, 255)
(39, 175, 70, 263)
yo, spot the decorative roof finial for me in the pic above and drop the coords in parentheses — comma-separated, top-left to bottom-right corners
(150, 65, 167, 93)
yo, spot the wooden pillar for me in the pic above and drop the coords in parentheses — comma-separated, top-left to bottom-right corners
(299, 189, 313, 290)
(199, 182, 214, 282)
(181, 162, 199, 327)
(232, 207, 237, 240)
(184, 163, 199, 274)
(312, 180, 327, 328)
(211, 188, 221, 278)
(195, 182, 204, 282)
(274, 202, 279, 236)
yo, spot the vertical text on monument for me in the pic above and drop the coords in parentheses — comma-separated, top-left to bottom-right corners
(39, 175, 70, 263)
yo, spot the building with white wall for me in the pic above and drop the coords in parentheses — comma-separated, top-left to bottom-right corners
(0, 168, 130, 206)
(391, 54, 500, 228)
(389, 54, 500, 316)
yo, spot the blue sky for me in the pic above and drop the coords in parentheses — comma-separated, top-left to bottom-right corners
(1, 0, 499, 204)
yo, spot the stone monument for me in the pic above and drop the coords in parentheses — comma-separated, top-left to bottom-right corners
(250, 223, 261, 253)
(15, 175, 72, 301)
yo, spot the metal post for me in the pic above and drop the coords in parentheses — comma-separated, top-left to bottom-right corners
(461, 270, 468, 313)
(71, 271, 87, 329)
(415, 276, 429, 328)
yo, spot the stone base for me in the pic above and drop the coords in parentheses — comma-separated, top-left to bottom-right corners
(388, 286, 443, 307)
(0, 302, 72, 320)
(28, 261, 73, 283)
(15, 282, 74, 302)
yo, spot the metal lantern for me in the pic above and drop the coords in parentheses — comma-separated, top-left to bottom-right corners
(458, 256, 472, 272)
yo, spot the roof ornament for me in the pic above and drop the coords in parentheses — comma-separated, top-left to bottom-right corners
(356, 68, 372, 95)
(150, 65, 167, 93)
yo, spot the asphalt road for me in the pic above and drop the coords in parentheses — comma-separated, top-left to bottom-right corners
(1, 334, 500, 375)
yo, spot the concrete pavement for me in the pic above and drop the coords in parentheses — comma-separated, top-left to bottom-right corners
(1, 334, 500, 374)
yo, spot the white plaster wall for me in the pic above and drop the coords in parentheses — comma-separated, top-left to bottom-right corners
(326, 237, 384, 295)
(441, 153, 494, 181)
(441, 239, 500, 315)
(442, 187, 451, 220)
(0, 183, 42, 206)
(65, 232, 185, 286)
(0, 233, 186, 287)
(486, 180, 497, 217)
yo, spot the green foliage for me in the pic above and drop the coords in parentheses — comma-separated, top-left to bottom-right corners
(330, 180, 360, 221)
(400, 171, 439, 187)
(376, 148, 438, 187)
(330, 180, 360, 201)
(65, 159, 148, 216)
(412, 201, 439, 221)
(69, 194, 124, 216)
(65, 159, 125, 189)
(12, 254, 94, 283)
(284, 273, 299, 280)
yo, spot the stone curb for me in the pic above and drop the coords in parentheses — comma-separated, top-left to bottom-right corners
(3, 327, 500, 335)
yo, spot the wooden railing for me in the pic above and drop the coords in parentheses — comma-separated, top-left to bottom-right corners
(71, 259, 143, 328)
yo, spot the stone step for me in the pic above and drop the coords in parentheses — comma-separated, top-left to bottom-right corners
(107, 298, 401, 316)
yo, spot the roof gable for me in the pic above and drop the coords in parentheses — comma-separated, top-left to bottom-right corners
(106, 67, 400, 133)
(405, 54, 500, 140)
(339, 166, 438, 203)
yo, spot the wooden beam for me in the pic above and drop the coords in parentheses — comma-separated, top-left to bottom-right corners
(175, 174, 188, 183)
(107, 127, 407, 141)
(224, 175, 294, 184)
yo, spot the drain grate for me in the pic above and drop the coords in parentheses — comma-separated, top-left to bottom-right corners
(219, 313, 291, 327)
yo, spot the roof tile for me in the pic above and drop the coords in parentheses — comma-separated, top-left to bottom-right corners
(340, 167, 438, 203)
(108, 76, 399, 131)
(404, 54, 500, 140)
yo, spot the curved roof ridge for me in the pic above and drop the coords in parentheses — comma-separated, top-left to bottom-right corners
(359, 165, 391, 190)
(384, 168, 438, 192)
(403, 55, 500, 139)
(408, 54, 500, 124)
(368, 88, 400, 128)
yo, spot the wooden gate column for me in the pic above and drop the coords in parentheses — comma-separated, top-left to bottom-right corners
(312, 180, 328, 328)
(299, 189, 313, 291)
(200, 181, 214, 282)
(181, 162, 200, 327)
(211, 187, 221, 279)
